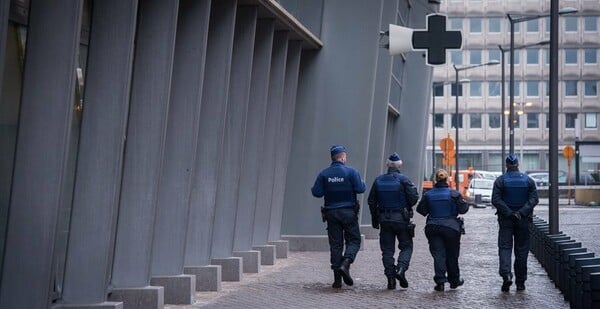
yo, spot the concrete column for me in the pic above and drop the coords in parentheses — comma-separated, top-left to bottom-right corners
(281, 0, 382, 242)
(0, 1, 82, 308)
(0, 0, 9, 94)
(109, 1, 178, 308)
(184, 0, 237, 287)
(253, 31, 289, 246)
(232, 19, 275, 253)
(268, 41, 302, 246)
(149, 0, 210, 304)
(60, 0, 137, 306)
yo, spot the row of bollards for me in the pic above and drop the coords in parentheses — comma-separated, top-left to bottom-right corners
(530, 216, 600, 309)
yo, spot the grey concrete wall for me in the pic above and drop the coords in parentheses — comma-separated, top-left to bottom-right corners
(151, 0, 210, 276)
(211, 5, 257, 258)
(111, 0, 178, 287)
(0, 1, 82, 307)
(185, 0, 237, 266)
(61, 0, 138, 303)
(278, 0, 323, 37)
(282, 0, 383, 235)
(233, 19, 275, 252)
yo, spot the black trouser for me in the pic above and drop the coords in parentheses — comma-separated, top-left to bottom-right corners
(425, 224, 461, 285)
(379, 221, 413, 277)
(498, 215, 530, 283)
(326, 207, 361, 269)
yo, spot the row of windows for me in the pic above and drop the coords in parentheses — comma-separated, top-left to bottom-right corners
(434, 112, 598, 129)
(449, 48, 598, 66)
(434, 80, 599, 97)
(449, 16, 598, 34)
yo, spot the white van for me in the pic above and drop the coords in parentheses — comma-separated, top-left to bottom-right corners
(465, 178, 494, 207)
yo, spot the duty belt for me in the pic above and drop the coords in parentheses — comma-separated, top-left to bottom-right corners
(378, 208, 404, 213)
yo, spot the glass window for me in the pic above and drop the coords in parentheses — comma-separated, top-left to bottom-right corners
(488, 49, 501, 62)
(433, 83, 444, 96)
(544, 49, 550, 65)
(565, 81, 578, 96)
(470, 81, 482, 97)
(526, 81, 539, 97)
(450, 82, 464, 96)
(488, 81, 501, 97)
(565, 113, 577, 128)
(470, 49, 482, 64)
(470, 113, 482, 128)
(508, 50, 520, 64)
(565, 49, 578, 64)
(451, 50, 463, 65)
(545, 81, 550, 97)
(489, 113, 501, 128)
(527, 113, 539, 128)
(513, 22, 520, 33)
(513, 115, 520, 129)
(584, 49, 597, 64)
(508, 81, 520, 96)
(434, 113, 444, 128)
(526, 49, 539, 64)
(488, 18, 501, 33)
(470, 18, 482, 33)
(450, 18, 462, 31)
(585, 113, 597, 128)
(527, 19, 539, 32)
(584, 16, 597, 32)
(545, 112, 549, 129)
(565, 16, 578, 32)
(585, 80, 598, 96)
(451, 113, 463, 128)
(545, 16, 550, 33)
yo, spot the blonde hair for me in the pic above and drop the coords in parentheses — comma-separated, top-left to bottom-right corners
(435, 169, 449, 183)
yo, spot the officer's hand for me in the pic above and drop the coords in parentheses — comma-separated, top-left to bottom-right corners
(511, 211, 522, 221)
(407, 208, 414, 219)
(371, 218, 379, 229)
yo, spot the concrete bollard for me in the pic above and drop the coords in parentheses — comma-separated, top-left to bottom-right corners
(531, 221, 549, 259)
(567, 253, 596, 302)
(560, 247, 587, 295)
(572, 257, 600, 308)
(555, 242, 582, 289)
(544, 234, 569, 275)
(591, 272, 600, 307)
(580, 265, 600, 309)
(549, 239, 576, 282)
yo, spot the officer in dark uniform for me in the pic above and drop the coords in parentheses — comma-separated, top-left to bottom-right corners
(311, 145, 366, 288)
(492, 154, 538, 292)
(367, 152, 419, 290)
(417, 169, 469, 292)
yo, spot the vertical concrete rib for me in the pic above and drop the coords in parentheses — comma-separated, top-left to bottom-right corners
(362, 0, 396, 223)
(253, 31, 289, 246)
(0, 0, 10, 94)
(185, 0, 237, 266)
(0, 1, 82, 307)
(151, 0, 211, 277)
(282, 0, 381, 236)
(233, 19, 275, 252)
(61, 0, 138, 303)
(111, 0, 178, 287)
(268, 41, 302, 242)
(211, 6, 257, 258)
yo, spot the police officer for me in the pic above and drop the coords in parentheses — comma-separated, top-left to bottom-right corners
(311, 145, 366, 288)
(492, 154, 538, 292)
(416, 169, 469, 292)
(368, 152, 419, 290)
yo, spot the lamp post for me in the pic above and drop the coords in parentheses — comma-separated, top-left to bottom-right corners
(507, 7, 578, 155)
(498, 40, 549, 169)
(453, 61, 499, 191)
(510, 101, 533, 163)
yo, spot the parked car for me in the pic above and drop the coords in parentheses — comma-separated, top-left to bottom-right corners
(526, 170, 597, 186)
(465, 178, 494, 207)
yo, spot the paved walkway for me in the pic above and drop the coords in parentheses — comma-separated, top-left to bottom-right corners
(166, 202, 591, 308)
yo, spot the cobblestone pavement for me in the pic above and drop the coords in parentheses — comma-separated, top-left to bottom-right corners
(167, 202, 586, 308)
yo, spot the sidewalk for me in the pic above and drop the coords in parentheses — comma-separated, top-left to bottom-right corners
(167, 205, 573, 308)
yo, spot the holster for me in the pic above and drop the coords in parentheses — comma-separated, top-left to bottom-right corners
(320, 206, 327, 222)
(457, 216, 465, 235)
(354, 199, 360, 215)
(407, 222, 416, 238)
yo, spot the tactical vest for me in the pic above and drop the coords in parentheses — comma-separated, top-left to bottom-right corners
(426, 187, 457, 219)
(375, 173, 407, 209)
(323, 167, 355, 208)
(501, 172, 529, 210)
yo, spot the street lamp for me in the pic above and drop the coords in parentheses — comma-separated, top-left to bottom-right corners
(505, 102, 533, 164)
(498, 40, 550, 167)
(507, 7, 578, 154)
(453, 61, 499, 191)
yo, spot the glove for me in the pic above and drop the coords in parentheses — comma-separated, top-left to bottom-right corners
(371, 218, 380, 229)
(511, 211, 522, 221)
(407, 208, 414, 219)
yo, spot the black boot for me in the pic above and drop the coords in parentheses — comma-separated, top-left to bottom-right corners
(395, 266, 408, 288)
(338, 258, 354, 286)
(332, 270, 342, 288)
(387, 276, 396, 290)
(501, 274, 513, 292)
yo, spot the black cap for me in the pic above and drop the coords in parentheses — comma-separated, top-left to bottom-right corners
(506, 154, 519, 165)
